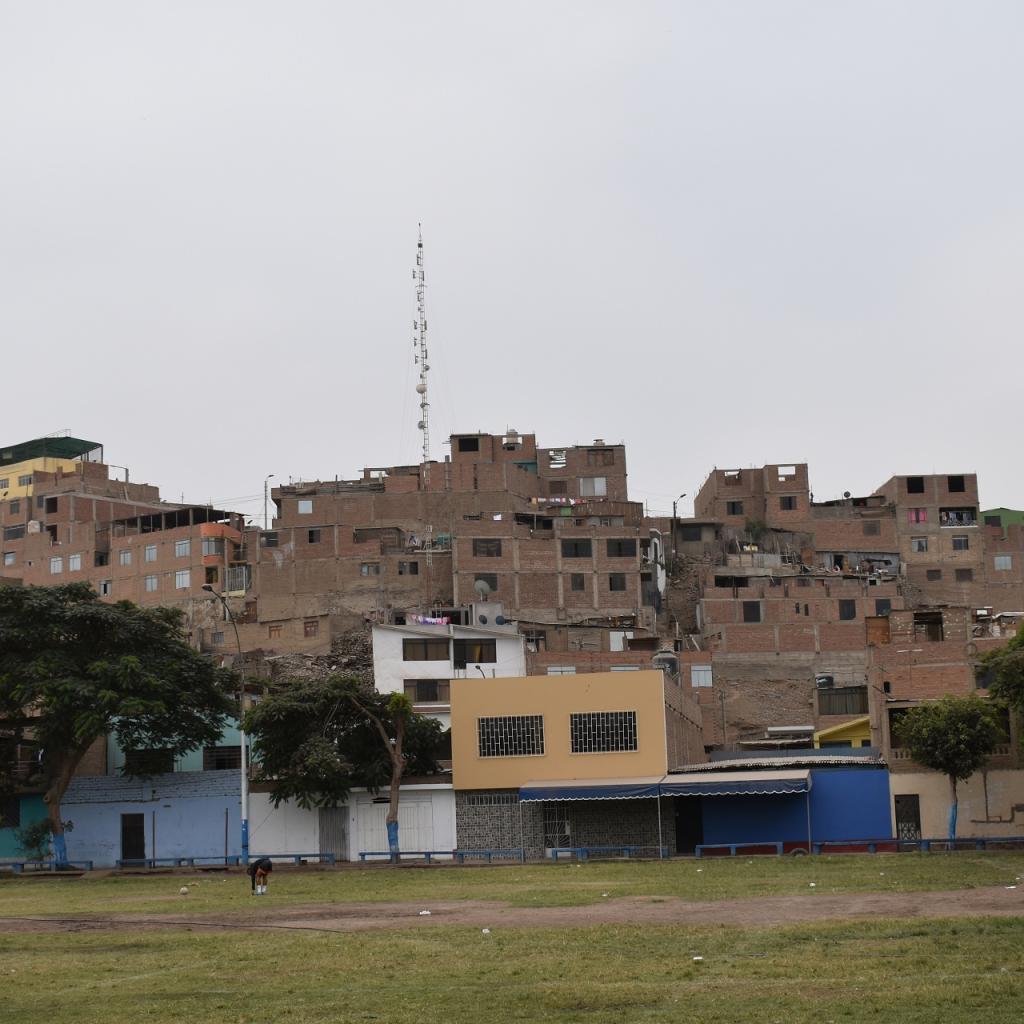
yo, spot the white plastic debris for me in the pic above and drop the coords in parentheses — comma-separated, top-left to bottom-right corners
(482, 928, 491, 934)
(601, 893, 609, 897)
(418, 910, 432, 916)
(809, 883, 817, 888)
(696, 868, 703, 873)
(179, 886, 189, 895)
(1006, 886, 1017, 890)
(692, 956, 704, 962)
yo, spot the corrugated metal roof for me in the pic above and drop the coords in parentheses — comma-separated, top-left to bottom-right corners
(670, 755, 887, 773)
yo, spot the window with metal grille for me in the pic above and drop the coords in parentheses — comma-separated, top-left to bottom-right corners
(403, 638, 449, 661)
(779, 496, 797, 510)
(478, 715, 544, 757)
(561, 539, 592, 558)
(225, 565, 251, 592)
(606, 539, 636, 557)
(472, 538, 502, 557)
(570, 711, 638, 753)
(203, 746, 242, 771)
(463, 791, 518, 806)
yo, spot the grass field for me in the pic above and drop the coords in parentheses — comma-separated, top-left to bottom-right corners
(2, 850, 1024, 916)
(3, 855, 1024, 1023)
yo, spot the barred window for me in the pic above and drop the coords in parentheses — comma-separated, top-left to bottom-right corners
(462, 791, 518, 806)
(478, 715, 544, 757)
(570, 711, 638, 753)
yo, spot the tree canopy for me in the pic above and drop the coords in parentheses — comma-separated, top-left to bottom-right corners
(980, 624, 1024, 711)
(245, 674, 446, 811)
(894, 695, 1001, 840)
(0, 583, 235, 862)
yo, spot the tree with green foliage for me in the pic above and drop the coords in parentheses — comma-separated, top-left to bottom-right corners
(979, 624, 1024, 712)
(245, 674, 445, 859)
(0, 583, 234, 865)
(894, 695, 1001, 842)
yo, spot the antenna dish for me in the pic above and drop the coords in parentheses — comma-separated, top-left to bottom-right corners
(495, 615, 506, 625)
(478, 615, 488, 625)
(843, 491, 851, 499)
(474, 579, 492, 599)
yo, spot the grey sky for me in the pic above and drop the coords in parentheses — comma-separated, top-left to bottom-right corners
(2, 2, 1022, 521)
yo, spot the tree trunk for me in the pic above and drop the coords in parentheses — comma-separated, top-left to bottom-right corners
(386, 717, 405, 863)
(42, 754, 81, 867)
(947, 775, 959, 844)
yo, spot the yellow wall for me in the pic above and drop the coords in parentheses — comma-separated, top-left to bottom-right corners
(0, 457, 78, 499)
(814, 716, 871, 749)
(451, 670, 668, 790)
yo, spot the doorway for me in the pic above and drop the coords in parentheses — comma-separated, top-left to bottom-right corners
(674, 798, 703, 854)
(120, 813, 146, 861)
(894, 794, 922, 840)
(543, 802, 572, 852)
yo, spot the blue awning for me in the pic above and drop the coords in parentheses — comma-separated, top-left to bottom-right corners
(519, 777, 663, 802)
(660, 769, 810, 797)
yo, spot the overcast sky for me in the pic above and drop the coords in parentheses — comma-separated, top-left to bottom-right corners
(2, 2, 1022, 520)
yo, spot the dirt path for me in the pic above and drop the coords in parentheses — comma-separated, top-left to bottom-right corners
(2, 886, 1023, 934)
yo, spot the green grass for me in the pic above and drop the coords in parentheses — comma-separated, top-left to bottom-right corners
(2, 851, 1023, 917)
(3, 918, 1024, 1023)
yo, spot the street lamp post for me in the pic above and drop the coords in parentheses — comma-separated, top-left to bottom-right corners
(203, 583, 249, 865)
(671, 493, 687, 566)
(264, 474, 275, 530)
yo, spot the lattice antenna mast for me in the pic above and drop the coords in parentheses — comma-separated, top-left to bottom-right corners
(413, 225, 431, 486)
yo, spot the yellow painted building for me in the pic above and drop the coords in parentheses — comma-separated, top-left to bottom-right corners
(0, 436, 103, 500)
(451, 670, 671, 790)
(814, 716, 871, 749)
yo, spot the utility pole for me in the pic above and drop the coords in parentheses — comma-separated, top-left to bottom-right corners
(413, 226, 431, 486)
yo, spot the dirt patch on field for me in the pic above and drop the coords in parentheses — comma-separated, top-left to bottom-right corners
(2, 887, 1023, 935)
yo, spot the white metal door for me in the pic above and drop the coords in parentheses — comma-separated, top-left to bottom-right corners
(357, 798, 435, 853)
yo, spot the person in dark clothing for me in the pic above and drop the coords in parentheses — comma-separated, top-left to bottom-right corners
(247, 856, 273, 895)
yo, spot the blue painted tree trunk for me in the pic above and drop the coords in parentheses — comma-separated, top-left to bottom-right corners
(387, 821, 400, 861)
(51, 830, 69, 868)
(947, 777, 958, 844)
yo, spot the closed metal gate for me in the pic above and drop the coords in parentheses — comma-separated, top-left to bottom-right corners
(319, 806, 349, 861)
(894, 794, 922, 841)
(543, 802, 572, 851)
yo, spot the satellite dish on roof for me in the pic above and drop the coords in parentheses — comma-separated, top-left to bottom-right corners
(474, 579, 492, 599)
(843, 491, 851, 499)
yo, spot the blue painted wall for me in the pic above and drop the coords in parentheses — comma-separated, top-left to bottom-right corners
(0, 796, 48, 858)
(61, 772, 241, 867)
(700, 768, 892, 846)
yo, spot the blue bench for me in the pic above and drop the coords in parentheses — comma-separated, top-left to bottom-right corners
(251, 853, 336, 865)
(0, 859, 94, 873)
(550, 845, 669, 862)
(358, 850, 453, 864)
(453, 848, 526, 864)
(695, 842, 784, 858)
(116, 856, 241, 868)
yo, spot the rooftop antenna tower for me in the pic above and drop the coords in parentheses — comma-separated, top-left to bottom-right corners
(413, 225, 431, 486)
